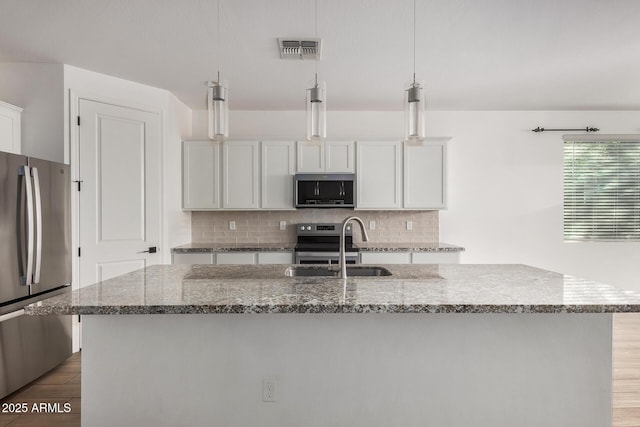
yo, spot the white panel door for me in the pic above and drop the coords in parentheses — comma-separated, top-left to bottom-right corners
(183, 140, 221, 209)
(325, 140, 355, 172)
(356, 141, 402, 209)
(223, 140, 259, 209)
(296, 141, 324, 172)
(78, 99, 161, 287)
(404, 141, 446, 209)
(261, 140, 295, 209)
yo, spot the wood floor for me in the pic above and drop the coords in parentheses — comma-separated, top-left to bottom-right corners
(614, 314, 640, 427)
(1, 315, 640, 426)
(0, 352, 80, 427)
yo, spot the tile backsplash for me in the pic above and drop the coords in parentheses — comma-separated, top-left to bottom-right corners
(191, 210, 438, 244)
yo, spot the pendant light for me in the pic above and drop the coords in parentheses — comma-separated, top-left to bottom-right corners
(208, 0, 228, 140)
(306, 0, 326, 141)
(405, 0, 425, 143)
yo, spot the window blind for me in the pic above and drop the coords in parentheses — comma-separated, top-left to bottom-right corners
(564, 137, 640, 241)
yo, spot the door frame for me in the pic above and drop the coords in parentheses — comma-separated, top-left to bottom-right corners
(67, 89, 164, 290)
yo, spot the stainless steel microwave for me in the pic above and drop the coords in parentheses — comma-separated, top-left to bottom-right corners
(294, 173, 355, 208)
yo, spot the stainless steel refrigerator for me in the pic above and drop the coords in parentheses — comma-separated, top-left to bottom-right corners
(0, 151, 72, 399)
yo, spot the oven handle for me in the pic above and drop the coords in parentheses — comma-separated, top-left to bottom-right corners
(294, 252, 359, 258)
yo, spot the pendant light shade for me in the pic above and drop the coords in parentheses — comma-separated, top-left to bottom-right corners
(306, 0, 325, 142)
(405, 81, 425, 142)
(404, 0, 425, 143)
(306, 78, 326, 141)
(208, 0, 228, 141)
(208, 80, 228, 140)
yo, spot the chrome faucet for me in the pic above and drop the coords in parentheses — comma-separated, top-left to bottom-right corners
(339, 216, 369, 279)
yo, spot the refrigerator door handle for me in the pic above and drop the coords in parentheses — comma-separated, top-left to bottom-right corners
(32, 167, 42, 284)
(19, 165, 35, 286)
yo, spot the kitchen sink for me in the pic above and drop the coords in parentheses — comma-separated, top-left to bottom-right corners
(284, 266, 392, 277)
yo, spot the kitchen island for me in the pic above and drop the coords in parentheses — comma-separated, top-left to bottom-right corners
(26, 264, 640, 427)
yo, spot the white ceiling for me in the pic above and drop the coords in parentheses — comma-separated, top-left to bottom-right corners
(1, 0, 639, 111)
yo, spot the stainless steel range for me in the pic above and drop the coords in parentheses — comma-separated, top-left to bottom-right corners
(294, 223, 360, 264)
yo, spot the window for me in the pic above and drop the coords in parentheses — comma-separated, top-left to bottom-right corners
(563, 135, 640, 241)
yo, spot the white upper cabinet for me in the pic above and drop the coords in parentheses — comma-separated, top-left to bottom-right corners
(403, 139, 448, 209)
(296, 141, 324, 172)
(261, 140, 295, 209)
(296, 140, 354, 173)
(182, 140, 221, 209)
(356, 141, 402, 209)
(183, 138, 447, 211)
(0, 101, 22, 154)
(325, 140, 355, 172)
(223, 140, 260, 209)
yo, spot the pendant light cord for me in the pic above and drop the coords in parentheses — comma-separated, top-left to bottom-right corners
(314, 0, 318, 87)
(412, 0, 416, 86)
(217, 0, 221, 82)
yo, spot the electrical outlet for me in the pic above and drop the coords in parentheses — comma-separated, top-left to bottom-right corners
(369, 221, 376, 230)
(406, 221, 413, 231)
(229, 221, 236, 231)
(279, 221, 286, 231)
(262, 379, 277, 402)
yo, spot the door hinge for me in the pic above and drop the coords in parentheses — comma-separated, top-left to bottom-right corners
(78, 315, 81, 323)
(73, 180, 83, 191)
(77, 116, 80, 126)
(78, 247, 81, 257)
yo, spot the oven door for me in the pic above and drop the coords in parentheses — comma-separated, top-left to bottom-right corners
(295, 252, 359, 265)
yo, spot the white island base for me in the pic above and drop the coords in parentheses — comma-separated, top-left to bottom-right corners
(82, 313, 612, 427)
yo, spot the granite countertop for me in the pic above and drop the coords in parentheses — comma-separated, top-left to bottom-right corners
(25, 264, 640, 315)
(171, 242, 464, 253)
(172, 243, 296, 253)
(354, 242, 464, 252)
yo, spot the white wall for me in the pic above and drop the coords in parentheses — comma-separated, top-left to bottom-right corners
(192, 109, 640, 292)
(0, 62, 64, 162)
(431, 111, 640, 293)
(165, 94, 193, 250)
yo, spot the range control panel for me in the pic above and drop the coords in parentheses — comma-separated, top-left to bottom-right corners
(296, 223, 352, 236)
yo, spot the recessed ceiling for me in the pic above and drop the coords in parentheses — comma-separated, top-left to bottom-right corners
(1, 0, 639, 111)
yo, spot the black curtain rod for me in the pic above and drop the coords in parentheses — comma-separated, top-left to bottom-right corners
(532, 126, 599, 133)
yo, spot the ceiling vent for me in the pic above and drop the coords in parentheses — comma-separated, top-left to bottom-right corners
(278, 38, 322, 60)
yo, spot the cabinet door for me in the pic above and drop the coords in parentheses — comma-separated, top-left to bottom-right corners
(223, 141, 259, 209)
(0, 101, 22, 154)
(183, 140, 220, 209)
(411, 252, 460, 264)
(172, 253, 214, 264)
(360, 252, 411, 264)
(262, 141, 295, 209)
(356, 141, 402, 209)
(257, 252, 293, 264)
(325, 140, 355, 172)
(215, 252, 257, 265)
(404, 141, 446, 209)
(296, 141, 324, 172)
